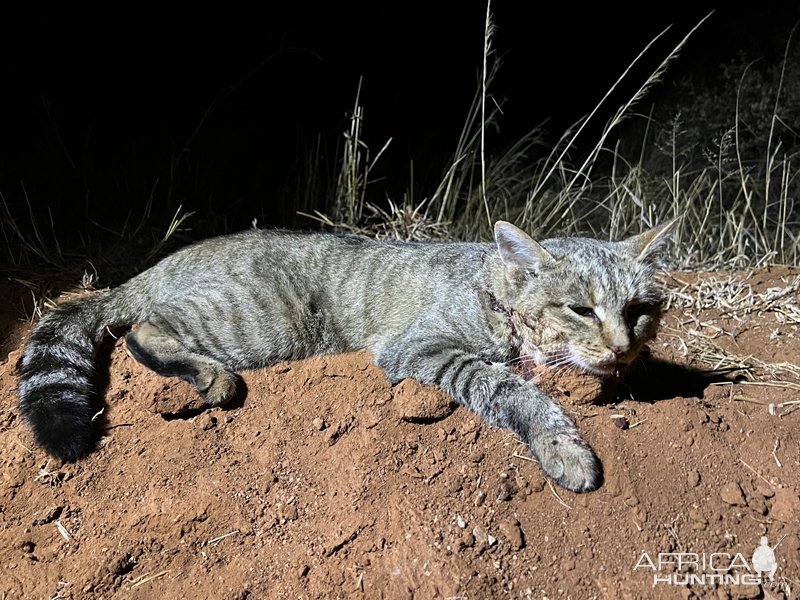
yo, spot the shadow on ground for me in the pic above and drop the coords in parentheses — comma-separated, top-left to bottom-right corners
(617, 352, 743, 404)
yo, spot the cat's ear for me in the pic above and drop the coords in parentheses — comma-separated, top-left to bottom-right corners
(494, 221, 557, 276)
(624, 216, 681, 263)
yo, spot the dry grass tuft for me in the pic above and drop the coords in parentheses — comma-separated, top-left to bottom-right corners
(301, 199, 451, 242)
(666, 272, 800, 322)
(306, 10, 798, 275)
(662, 271, 800, 386)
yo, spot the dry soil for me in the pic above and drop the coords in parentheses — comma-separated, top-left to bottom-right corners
(1, 269, 798, 599)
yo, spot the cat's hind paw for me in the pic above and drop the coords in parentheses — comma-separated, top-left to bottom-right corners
(197, 369, 239, 406)
(532, 432, 603, 493)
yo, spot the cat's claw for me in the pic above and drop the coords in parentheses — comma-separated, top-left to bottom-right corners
(532, 432, 603, 493)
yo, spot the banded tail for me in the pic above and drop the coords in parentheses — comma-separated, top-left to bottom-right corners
(18, 291, 141, 461)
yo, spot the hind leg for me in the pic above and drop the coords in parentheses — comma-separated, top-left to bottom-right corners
(126, 320, 238, 406)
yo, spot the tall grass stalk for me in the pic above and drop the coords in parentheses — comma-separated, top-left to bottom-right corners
(331, 78, 392, 226)
(479, 0, 495, 230)
(319, 8, 798, 271)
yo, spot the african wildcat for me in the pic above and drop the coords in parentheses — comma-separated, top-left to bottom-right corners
(18, 220, 675, 492)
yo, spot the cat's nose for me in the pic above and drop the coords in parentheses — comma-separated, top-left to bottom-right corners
(608, 345, 625, 357)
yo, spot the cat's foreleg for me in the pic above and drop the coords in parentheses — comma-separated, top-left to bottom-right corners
(376, 341, 602, 493)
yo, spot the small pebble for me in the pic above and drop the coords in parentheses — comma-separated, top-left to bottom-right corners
(198, 413, 217, 431)
(456, 516, 466, 529)
(460, 530, 475, 548)
(612, 416, 629, 430)
(312, 417, 326, 431)
(473, 525, 488, 545)
(688, 507, 708, 530)
(687, 469, 701, 488)
(496, 481, 516, 502)
(394, 379, 456, 421)
(529, 479, 546, 493)
(33, 506, 64, 526)
(447, 477, 463, 495)
(473, 490, 486, 507)
(756, 483, 775, 498)
(280, 505, 299, 522)
(688, 508, 707, 524)
(498, 519, 525, 550)
(720, 482, 746, 506)
(468, 450, 485, 464)
(769, 488, 800, 522)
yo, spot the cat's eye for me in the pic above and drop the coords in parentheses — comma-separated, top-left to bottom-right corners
(625, 301, 651, 319)
(569, 305, 598, 320)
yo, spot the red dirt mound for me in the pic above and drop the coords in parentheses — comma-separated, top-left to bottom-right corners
(1, 270, 798, 599)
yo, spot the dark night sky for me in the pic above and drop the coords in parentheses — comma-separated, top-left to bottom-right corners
(1, 3, 798, 250)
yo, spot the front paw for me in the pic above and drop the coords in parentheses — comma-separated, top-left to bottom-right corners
(531, 431, 602, 493)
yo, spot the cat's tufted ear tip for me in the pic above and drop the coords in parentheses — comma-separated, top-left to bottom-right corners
(625, 216, 681, 263)
(494, 221, 556, 275)
(493, 221, 520, 240)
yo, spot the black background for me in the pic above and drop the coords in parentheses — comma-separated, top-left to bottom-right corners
(1, 3, 798, 256)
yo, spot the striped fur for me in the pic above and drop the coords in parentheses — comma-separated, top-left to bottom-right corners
(18, 220, 676, 492)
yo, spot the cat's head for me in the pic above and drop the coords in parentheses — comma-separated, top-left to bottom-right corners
(494, 219, 679, 376)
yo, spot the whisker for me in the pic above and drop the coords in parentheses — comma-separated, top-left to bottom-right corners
(504, 353, 550, 368)
(504, 356, 530, 367)
(545, 360, 572, 370)
(544, 354, 577, 367)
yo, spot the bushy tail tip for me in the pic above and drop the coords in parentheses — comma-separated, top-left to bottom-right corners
(18, 300, 106, 461)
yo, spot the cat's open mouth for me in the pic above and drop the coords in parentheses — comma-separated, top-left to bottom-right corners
(515, 342, 628, 379)
(570, 354, 631, 378)
(513, 355, 626, 382)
